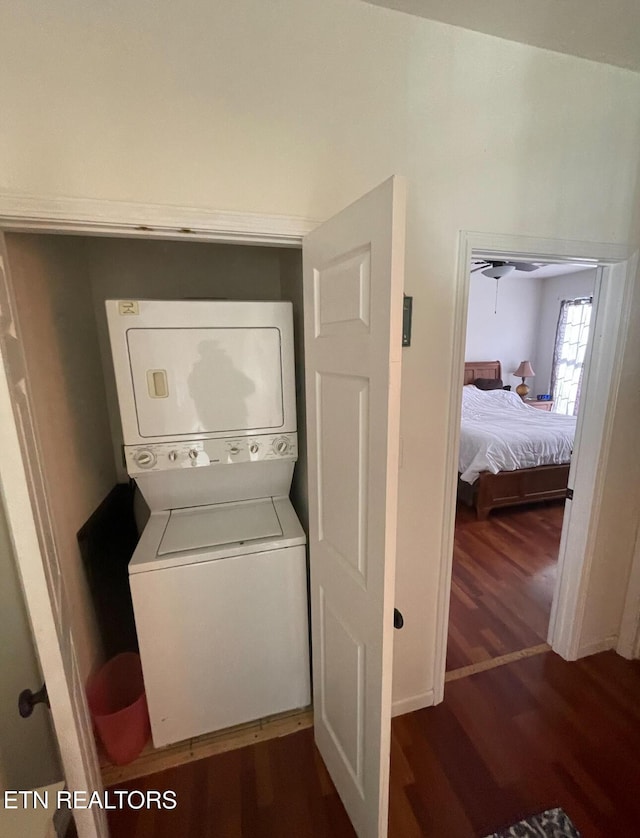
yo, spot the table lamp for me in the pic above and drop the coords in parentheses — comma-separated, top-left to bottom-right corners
(513, 361, 535, 399)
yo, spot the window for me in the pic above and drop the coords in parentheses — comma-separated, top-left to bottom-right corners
(551, 297, 592, 416)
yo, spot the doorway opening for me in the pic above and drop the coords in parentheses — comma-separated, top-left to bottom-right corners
(446, 258, 597, 676)
(0, 231, 310, 773)
(434, 233, 635, 701)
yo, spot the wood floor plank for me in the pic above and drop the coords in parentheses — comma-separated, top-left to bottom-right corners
(447, 501, 563, 671)
(106, 651, 640, 837)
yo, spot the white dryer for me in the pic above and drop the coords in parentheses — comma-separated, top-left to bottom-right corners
(106, 300, 310, 748)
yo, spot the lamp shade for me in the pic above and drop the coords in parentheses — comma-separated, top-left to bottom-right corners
(513, 360, 535, 379)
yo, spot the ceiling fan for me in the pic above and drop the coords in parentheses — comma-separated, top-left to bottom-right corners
(471, 259, 542, 277)
(470, 260, 543, 313)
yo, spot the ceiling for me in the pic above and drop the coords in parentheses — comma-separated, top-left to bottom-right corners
(365, 0, 640, 73)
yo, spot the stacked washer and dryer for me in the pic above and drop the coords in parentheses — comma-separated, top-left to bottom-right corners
(106, 299, 310, 748)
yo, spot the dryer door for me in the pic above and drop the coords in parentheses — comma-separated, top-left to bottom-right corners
(126, 326, 285, 438)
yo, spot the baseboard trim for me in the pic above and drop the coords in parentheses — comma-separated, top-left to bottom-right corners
(392, 689, 434, 717)
(617, 631, 640, 660)
(576, 635, 617, 658)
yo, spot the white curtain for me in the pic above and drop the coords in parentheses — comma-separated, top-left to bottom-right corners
(551, 297, 592, 416)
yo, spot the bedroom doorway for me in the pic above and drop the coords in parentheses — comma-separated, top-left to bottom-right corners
(447, 259, 596, 674)
(434, 234, 637, 695)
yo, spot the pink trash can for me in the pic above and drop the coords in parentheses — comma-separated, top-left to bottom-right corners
(86, 652, 151, 765)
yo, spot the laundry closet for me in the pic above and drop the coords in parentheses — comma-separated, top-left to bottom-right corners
(4, 232, 311, 747)
(2, 177, 405, 836)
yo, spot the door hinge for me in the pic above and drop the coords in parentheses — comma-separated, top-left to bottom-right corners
(566, 487, 574, 500)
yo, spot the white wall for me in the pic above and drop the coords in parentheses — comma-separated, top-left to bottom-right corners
(465, 268, 598, 398)
(2, 0, 640, 706)
(532, 268, 597, 395)
(465, 272, 542, 384)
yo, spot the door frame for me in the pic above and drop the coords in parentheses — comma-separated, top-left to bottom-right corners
(434, 230, 636, 702)
(0, 192, 317, 245)
(617, 525, 640, 659)
(0, 237, 107, 838)
(0, 192, 316, 837)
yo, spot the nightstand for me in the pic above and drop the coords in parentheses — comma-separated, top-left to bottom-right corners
(524, 399, 554, 412)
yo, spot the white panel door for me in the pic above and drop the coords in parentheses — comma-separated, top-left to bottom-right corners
(0, 239, 106, 838)
(303, 176, 405, 837)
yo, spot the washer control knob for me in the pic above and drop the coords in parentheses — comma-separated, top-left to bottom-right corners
(229, 445, 240, 455)
(168, 450, 178, 462)
(134, 449, 156, 468)
(249, 443, 259, 455)
(274, 438, 290, 456)
(188, 448, 199, 460)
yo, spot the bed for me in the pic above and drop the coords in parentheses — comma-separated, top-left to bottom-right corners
(459, 361, 576, 519)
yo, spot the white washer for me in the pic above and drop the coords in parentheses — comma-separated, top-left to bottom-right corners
(129, 497, 309, 747)
(106, 300, 310, 747)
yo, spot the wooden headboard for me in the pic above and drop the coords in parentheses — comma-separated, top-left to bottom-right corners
(463, 360, 502, 385)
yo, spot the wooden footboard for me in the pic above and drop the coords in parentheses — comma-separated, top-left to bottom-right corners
(459, 464, 570, 520)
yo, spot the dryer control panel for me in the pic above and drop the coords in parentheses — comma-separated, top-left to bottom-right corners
(125, 433, 298, 475)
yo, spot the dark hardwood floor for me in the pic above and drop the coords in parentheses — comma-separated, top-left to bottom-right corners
(107, 651, 640, 837)
(391, 651, 640, 837)
(447, 501, 564, 671)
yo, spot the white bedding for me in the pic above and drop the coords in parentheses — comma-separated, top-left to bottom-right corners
(459, 386, 577, 484)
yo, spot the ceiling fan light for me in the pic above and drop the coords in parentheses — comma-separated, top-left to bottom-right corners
(510, 262, 539, 272)
(482, 264, 515, 278)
